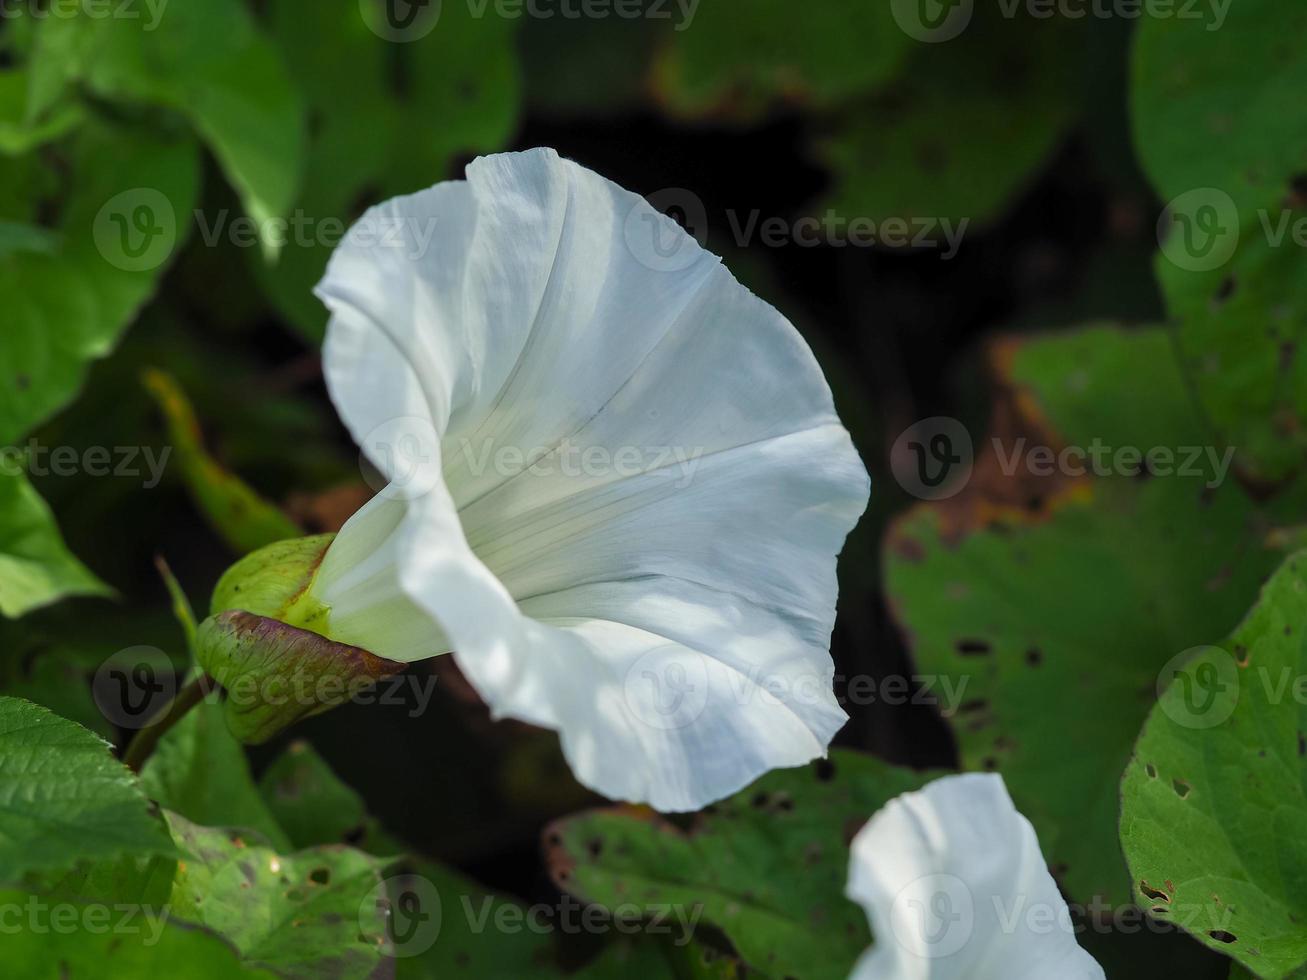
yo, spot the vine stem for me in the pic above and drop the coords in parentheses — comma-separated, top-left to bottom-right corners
(122, 674, 217, 773)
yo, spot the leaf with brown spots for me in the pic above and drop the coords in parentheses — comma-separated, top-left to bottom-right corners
(885, 325, 1283, 904)
(1122, 551, 1307, 977)
(543, 751, 939, 980)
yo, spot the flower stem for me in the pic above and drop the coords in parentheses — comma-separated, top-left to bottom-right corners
(122, 674, 216, 773)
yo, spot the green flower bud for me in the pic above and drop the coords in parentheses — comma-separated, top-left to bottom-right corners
(199, 535, 404, 744)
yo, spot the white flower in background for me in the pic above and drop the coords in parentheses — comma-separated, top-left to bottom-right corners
(846, 773, 1104, 980)
(306, 147, 869, 812)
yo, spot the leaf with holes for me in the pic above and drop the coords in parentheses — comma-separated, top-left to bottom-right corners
(544, 751, 937, 980)
(885, 322, 1282, 905)
(0, 697, 174, 881)
(1135, 0, 1307, 483)
(164, 810, 388, 980)
(886, 474, 1276, 905)
(1121, 550, 1307, 978)
(2, 887, 275, 979)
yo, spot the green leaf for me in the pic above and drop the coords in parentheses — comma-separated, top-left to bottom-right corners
(0, 697, 174, 881)
(142, 368, 301, 554)
(1000, 324, 1210, 455)
(34, 0, 305, 256)
(1154, 240, 1307, 486)
(0, 120, 200, 446)
(257, 0, 519, 339)
(0, 68, 84, 155)
(1121, 551, 1307, 978)
(390, 860, 716, 978)
(259, 739, 404, 854)
(393, 859, 565, 978)
(1, 886, 276, 979)
(1133, 0, 1307, 216)
(818, 11, 1077, 231)
(886, 474, 1277, 905)
(1134, 0, 1307, 483)
(885, 324, 1283, 904)
(655, 0, 910, 117)
(165, 810, 389, 980)
(140, 700, 291, 851)
(0, 645, 109, 736)
(0, 470, 109, 618)
(520, 15, 662, 118)
(546, 751, 937, 980)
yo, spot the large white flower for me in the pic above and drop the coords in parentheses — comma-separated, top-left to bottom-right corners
(847, 773, 1104, 980)
(305, 147, 869, 812)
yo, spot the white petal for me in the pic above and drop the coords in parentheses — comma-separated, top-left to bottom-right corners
(315, 147, 869, 810)
(847, 774, 1104, 980)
